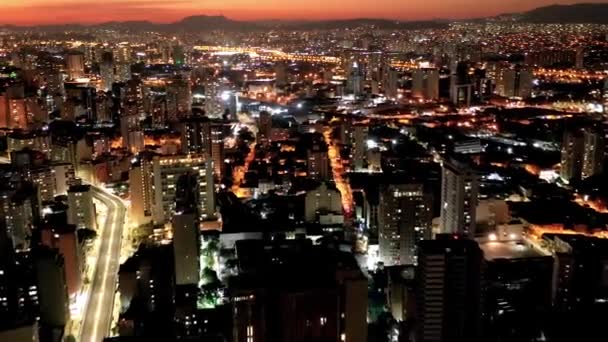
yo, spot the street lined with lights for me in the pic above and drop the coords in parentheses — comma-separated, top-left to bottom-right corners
(80, 186, 127, 342)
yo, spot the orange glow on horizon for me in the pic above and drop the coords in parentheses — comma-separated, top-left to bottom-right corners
(2, 1, 606, 25)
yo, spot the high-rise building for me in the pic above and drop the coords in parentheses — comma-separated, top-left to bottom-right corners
(171, 190, 200, 286)
(412, 68, 439, 100)
(123, 79, 144, 115)
(120, 79, 144, 152)
(257, 111, 272, 141)
(166, 77, 192, 121)
(479, 239, 553, 342)
(603, 78, 608, 115)
(99, 51, 114, 92)
(230, 241, 367, 342)
(543, 234, 608, 340)
(178, 116, 212, 155)
(383, 66, 399, 99)
(28, 167, 56, 203)
(0, 84, 30, 129)
(379, 184, 432, 266)
(7, 131, 51, 157)
(36, 52, 63, 96)
(66, 51, 85, 80)
(582, 129, 604, 179)
(454, 42, 483, 63)
(497, 66, 533, 99)
(51, 163, 75, 196)
(0, 225, 40, 333)
(304, 182, 343, 223)
(95, 91, 112, 123)
(560, 130, 584, 182)
(114, 45, 132, 82)
(67, 182, 96, 230)
(274, 61, 288, 87)
(0, 180, 40, 249)
(120, 102, 142, 153)
(129, 155, 154, 226)
(172, 45, 186, 66)
(33, 246, 69, 337)
(440, 158, 479, 237)
(151, 154, 215, 224)
(347, 62, 365, 96)
(40, 224, 81, 298)
(204, 80, 224, 118)
(351, 125, 368, 171)
(307, 143, 330, 180)
(173, 174, 200, 286)
(450, 62, 473, 107)
(525, 50, 579, 68)
(211, 123, 225, 177)
(416, 236, 483, 342)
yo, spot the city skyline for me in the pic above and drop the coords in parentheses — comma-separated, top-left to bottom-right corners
(1, 0, 607, 25)
(1, 1, 608, 341)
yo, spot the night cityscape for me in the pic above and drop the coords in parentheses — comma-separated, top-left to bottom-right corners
(2, 1, 608, 342)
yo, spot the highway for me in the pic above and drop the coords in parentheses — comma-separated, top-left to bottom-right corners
(80, 186, 127, 342)
(0, 155, 128, 341)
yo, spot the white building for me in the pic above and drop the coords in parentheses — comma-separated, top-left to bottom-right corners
(151, 154, 215, 224)
(304, 183, 343, 223)
(67, 182, 96, 230)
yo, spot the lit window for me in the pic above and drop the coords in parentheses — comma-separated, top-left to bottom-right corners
(247, 325, 254, 342)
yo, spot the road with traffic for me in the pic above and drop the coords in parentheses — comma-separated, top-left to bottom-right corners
(80, 186, 127, 342)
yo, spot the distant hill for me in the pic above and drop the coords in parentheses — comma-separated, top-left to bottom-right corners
(258, 18, 448, 30)
(520, 3, 608, 24)
(167, 15, 259, 31)
(0, 15, 446, 32)
(4, 4, 608, 33)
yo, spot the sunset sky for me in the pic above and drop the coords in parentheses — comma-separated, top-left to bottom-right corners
(0, 0, 605, 25)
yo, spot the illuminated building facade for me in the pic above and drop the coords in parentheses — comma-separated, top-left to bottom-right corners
(379, 184, 432, 266)
(67, 182, 96, 230)
(412, 68, 439, 100)
(307, 143, 330, 180)
(66, 51, 85, 80)
(497, 66, 533, 99)
(151, 154, 215, 224)
(440, 158, 478, 237)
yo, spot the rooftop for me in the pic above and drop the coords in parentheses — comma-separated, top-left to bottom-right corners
(479, 240, 546, 260)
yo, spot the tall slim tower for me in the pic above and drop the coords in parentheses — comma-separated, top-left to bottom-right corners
(173, 173, 200, 286)
(560, 130, 585, 182)
(99, 51, 114, 92)
(351, 124, 368, 171)
(603, 78, 608, 115)
(440, 158, 479, 237)
(582, 129, 605, 179)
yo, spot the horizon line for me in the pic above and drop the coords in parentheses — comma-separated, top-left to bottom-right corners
(0, 14, 492, 27)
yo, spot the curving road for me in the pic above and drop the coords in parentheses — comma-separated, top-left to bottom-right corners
(80, 186, 127, 342)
